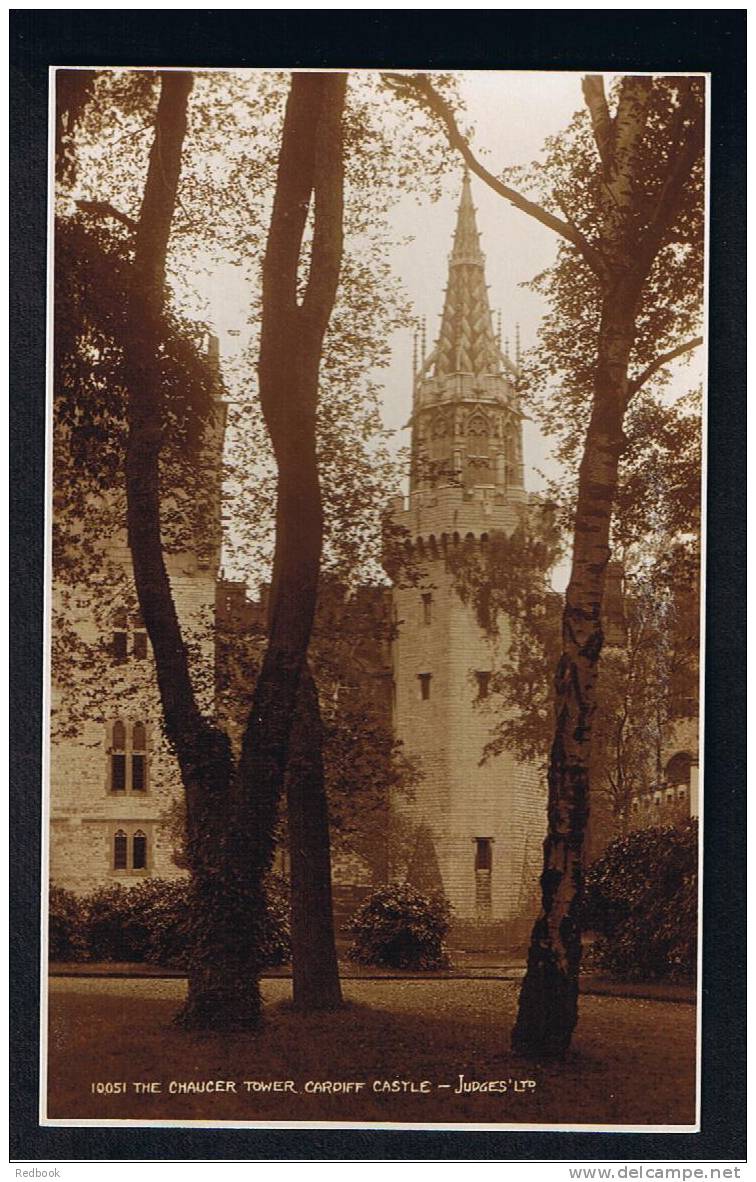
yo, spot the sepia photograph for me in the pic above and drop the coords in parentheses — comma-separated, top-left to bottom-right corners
(41, 61, 707, 1132)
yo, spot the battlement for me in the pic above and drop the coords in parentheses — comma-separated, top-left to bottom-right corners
(390, 483, 530, 547)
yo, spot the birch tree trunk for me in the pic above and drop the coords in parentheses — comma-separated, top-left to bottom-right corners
(511, 303, 634, 1057)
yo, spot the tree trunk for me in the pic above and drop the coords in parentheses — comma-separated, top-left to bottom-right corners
(286, 662, 343, 1010)
(179, 72, 347, 1027)
(511, 304, 633, 1059)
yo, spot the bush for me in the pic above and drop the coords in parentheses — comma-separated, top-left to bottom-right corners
(86, 883, 152, 962)
(78, 875, 291, 968)
(129, 877, 194, 969)
(48, 885, 88, 961)
(583, 821, 698, 982)
(345, 882, 452, 970)
(259, 873, 292, 967)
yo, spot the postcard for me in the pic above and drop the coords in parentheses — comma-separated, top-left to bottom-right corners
(37, 61, 709, 1137)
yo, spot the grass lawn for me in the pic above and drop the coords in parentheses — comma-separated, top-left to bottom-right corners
(46, 977, 696, 1127)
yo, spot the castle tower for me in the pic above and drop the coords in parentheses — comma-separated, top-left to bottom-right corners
(389, 175, 544, 938)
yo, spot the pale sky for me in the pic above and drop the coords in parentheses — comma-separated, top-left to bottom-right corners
(203, 71, 586, 481)
(195, 70, 703, 589)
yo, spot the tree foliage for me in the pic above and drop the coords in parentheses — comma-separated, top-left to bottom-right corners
(583, 822, 698, 981)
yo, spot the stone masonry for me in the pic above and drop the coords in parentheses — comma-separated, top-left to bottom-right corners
(389, 174, 546, 934)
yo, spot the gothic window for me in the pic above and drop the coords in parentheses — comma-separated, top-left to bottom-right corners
(108, 722, 149, 793)
(113, 829, 128, 870)
(112, 827, 149, 873)
(111, 721, 126, 792)
(418, 673, 432, 701)
(422, 593, 432, 625)
(475, 671, 491, 699)
(467, 412, 490, 440)
(132, 831, 147, 871)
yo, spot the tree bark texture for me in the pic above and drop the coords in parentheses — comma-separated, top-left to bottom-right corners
(123, 70, 347, 1029)
(286, 662, 343, 1010)
(184, 72, 347, 1025)
(511, 303, 634, 1057)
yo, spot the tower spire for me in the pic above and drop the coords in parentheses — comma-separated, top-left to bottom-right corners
(432, 173, 499, 378)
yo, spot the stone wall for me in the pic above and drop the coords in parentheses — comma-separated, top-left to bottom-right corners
(49, 541, 216, 896)
(391, 535, 545, 925)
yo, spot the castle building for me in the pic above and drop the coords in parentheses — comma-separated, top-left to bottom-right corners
(389, 174, 545, 937)
(48, 336, 226, 894)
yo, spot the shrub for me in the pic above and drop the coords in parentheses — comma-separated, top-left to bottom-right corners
(82, 875, 291, 968)
(259, 873, 292, 967)
(583, 821, 698, 982)
(344, 882, 451, 970)
(129, 877, 193, 969)
(86, 883, 152, 962)
(48, 885, 88, 961)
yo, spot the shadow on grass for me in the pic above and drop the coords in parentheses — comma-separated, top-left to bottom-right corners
(46, 978, 696, 1126)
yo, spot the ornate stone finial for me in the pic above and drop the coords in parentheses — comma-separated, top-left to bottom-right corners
(515, 323, 522, 367)
(412, 330, 418, 377)
(421, 316, 427, 362)
(496, 310, 502, 349)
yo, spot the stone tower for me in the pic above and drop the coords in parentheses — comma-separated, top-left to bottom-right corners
(389, 174, 544, 938)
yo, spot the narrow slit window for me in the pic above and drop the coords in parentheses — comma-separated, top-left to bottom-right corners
(475, 671, 491, 699)
(113, 829, 128, 870)
(418, 672, 431, 701)
(421, 592, 432, 625)
(131, 722, 146, 791)
(132, 831, 147, 871)
(133, 630, 148, 659)
(475, 837, 492, 872)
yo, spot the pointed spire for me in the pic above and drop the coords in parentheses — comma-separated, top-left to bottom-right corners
(432, 174, 500, 378)
(450, 169, 484, 263)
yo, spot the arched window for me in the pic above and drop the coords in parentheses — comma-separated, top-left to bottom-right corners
(131, 722, 146, 791)
(108, 721, 149, 793)
(113, 830, 128, 870)
(111, 721, 126, 792)
(665, 752, 692, 786)
(132, 831, 147, 871)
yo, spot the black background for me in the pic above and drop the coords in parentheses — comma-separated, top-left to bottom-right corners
(10, 8, 746, 1163)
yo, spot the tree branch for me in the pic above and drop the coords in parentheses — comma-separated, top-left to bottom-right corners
(301, 73, 347, 348)
(382, 72, 606, 279)
(628, 336, 703, 396)
(636, 99, 704, 272)
(124, 71, 225, 782)
(581, 75, 614, 173)
(76, 199, 137, 231)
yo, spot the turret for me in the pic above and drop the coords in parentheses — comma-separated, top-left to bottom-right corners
(409, 173, 525, 499)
